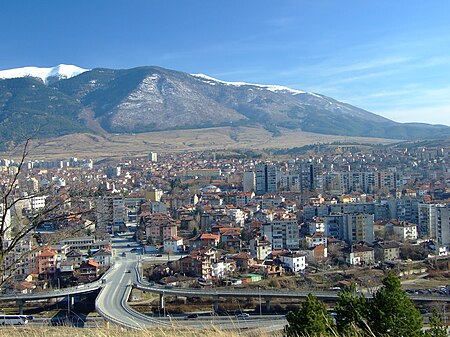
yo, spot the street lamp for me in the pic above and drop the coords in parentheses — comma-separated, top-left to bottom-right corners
(67, 294, 70, 318)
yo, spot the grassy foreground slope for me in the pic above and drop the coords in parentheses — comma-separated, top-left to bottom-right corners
(0, 327, 277, 337)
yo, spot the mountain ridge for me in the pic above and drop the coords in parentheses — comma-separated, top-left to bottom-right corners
(0, 64, 89, 85)
(0, 64, 449, 150)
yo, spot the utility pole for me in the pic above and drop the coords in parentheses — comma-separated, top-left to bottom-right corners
(258, 286, 262, 317)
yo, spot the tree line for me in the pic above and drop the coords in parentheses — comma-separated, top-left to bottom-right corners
(285, 273, 447, 337)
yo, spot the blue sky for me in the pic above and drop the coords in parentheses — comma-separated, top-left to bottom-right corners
(1, 1, 450, 125)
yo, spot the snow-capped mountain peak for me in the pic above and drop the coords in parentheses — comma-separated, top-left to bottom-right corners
(0, 64, 89, 84)
(191, 73, 307, 95)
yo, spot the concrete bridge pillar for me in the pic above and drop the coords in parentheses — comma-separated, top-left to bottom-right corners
(159, 293, 165, 309)
(16, 299, 25, 315)
(265, 298, 271, 312)
(213, 295, 219, 313)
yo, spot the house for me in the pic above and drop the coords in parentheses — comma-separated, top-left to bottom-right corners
(77, 260, 99, 283)
(240, 273, 263, 284)
(343, 245, 375, 265)
(92, 249, 112, 267)
(178, 248, 219, 280)
(189, 233, 220, 250)
(385, 220, 418, 241)
(66, 250, 84, 264)
(57, 261, 76, 286)
(373, 241, 401, 262)
(12, 280, 36, 294)
(304, 232, 327, 248)
(249, 237, 272, 260)
(424, 240, 448, 256)
(199, 233, 220, 247)
(163, 236, 184, 254)
(306, 244, 328, 263)
(231, 253, 255, 272)
(141, 213, 178, 244)
(223, 236, 242, 252)
(262, 260, 284, 278)
(279, 251, 307, 273)
(37, 247, 58, 280)
(307, 217, 325, 234)
(211, 260, 235, 278)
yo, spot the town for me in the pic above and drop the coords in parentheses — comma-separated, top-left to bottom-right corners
(0, 143, 450, 305)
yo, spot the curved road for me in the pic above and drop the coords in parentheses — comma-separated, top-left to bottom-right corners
(96, 234, 286, 331)
(96, 253, 170, 329)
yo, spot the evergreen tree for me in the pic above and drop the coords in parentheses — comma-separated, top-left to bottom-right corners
(426, 308, 448, 337)
(335, 284, 369, 335)
(285, 293, 334, 337)
(367, 272, 423, 337)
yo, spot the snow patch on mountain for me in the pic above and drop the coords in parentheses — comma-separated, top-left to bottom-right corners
(0, 64, 88, 84)
(191, 73, 307, 95)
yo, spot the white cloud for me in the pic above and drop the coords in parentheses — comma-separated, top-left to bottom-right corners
(324, 56, 412, 75)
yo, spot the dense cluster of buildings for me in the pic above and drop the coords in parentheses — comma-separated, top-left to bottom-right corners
(1, 144, 450, 290)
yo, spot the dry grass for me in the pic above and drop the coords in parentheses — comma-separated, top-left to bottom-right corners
(0, 326, 277, 337)
(3, 126, 396, 160)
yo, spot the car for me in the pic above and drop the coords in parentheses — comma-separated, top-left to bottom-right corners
(125, 270, 131, 273)
(236, 313, 250, 318)
(185, 313, 199, 319)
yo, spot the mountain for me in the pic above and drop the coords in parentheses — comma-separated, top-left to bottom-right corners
(0, 64, 88, 85)
(0, 64, 449, 150)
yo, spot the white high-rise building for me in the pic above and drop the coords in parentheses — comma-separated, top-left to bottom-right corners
(242, 171, 256, 192)
(149, 152, 158, 162)
(418, 203, 440, 239)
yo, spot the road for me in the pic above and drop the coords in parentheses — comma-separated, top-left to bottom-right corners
(95, 233, 286, 331)
(0, 280, 102, 302)
(95, 235, 169, 329)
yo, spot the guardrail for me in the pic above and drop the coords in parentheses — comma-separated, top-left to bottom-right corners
(0, 264, 117, 302)
(0, 281, 102, 301)
(119, 284, 171, 328)
(133, 282, 450, 302)
(134, 283, 338, 299)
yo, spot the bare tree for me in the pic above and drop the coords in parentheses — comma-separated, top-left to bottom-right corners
(0, 140, 95, 288)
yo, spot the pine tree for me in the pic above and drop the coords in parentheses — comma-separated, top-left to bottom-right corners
(335, 284, 369, 335)
(426, 308, 448, 337)
(285, 293, 334, 337)
(367, 272, 423, 337)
